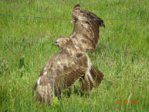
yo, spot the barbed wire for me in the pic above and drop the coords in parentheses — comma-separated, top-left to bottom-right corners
(0, 13, 59, 19)
(0, 13, 149, 21)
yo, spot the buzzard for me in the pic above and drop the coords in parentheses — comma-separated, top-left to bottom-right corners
(55, 37, 104, 92)
(33, 4, 105, 104)
(33, 37, 103, 104)
(33, 46, 92, 104)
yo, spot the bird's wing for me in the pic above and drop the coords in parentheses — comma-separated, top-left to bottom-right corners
(71, 5, 105, 52)
(41, 52, 87, 86)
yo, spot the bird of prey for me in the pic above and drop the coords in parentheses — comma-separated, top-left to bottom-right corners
(33, 45, 92, 104)
(55, 37, 104, 92)
(33, 4, 105, 104)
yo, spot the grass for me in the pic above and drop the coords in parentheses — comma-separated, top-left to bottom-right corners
(0, 0, 149, 112)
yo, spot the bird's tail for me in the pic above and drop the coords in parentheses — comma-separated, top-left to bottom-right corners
(33, 75, 54, 104)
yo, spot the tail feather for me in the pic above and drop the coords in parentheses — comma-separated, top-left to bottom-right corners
(33, 75, 54, 104)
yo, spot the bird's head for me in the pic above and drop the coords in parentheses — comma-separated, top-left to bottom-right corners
(54, 37, 71, 50)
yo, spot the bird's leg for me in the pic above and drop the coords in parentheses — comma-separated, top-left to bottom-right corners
(90, 66, 104, 87)
(80, 66, 104, 93)
(82, 54, 95, 92)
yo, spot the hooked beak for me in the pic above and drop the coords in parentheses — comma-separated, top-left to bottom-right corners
(54, 40, 58, 46)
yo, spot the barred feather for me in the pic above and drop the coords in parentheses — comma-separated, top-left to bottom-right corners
(33, 4, 104, 105)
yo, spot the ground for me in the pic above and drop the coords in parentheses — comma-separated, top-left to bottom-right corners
(0, 0, 149, 112)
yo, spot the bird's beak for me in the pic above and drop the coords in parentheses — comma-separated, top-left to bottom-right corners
(53, 41, 58, 46)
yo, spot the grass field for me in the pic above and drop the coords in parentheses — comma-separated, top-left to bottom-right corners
(0, 0, 149, 112)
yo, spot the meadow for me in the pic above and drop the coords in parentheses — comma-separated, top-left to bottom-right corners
(0, 0, 149, 112)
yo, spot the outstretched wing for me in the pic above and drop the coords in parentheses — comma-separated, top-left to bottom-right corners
(71, 4, 105, 52)
(33, 52, 87, 103)
(72, 4, 105, 27)
(37, 52, 88, 93)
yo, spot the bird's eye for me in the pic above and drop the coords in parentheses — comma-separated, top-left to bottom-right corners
(54, 41, 58, 45)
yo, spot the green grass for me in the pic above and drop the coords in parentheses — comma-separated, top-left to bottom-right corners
(0, 0, 149, 112)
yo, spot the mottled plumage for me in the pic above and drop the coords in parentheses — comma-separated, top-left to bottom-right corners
(55, 37, 104, 92)
(33, 4, 105, 104)
(33, 48, 90, 104)
(71, 4, 105, 52)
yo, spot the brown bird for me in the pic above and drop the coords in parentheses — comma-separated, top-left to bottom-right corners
(33, 4, 105, 104)
(55, 37, 104, 92)
(33, 47, 91, 104)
